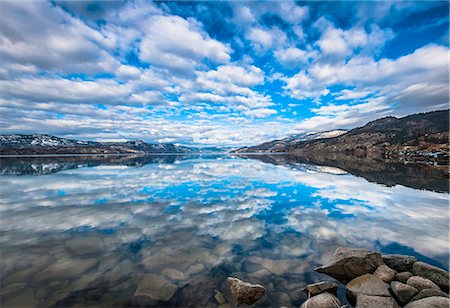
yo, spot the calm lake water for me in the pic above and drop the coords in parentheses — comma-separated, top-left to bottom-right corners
(1, 154, 448, 307)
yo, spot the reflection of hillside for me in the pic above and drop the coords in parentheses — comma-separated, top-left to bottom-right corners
(0, 155, 195, 176)
(239, 153, 449, 193)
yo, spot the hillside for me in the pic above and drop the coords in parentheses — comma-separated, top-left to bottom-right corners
(0, 134, 193, 155)
(234, 130, 347, 153)
(236, 110, 449, 164)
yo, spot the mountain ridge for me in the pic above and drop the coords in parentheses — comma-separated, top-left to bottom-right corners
(235, 109, 449, 164)
(0, 134, 194, 155)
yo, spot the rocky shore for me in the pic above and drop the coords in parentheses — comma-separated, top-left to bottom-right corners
(222, 247, 450, 307)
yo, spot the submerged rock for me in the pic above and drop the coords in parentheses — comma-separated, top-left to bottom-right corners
(300, 292, 342, 308)
(390, 281, 418, 306)
(355, 294, 399, 308)
(403, 296, 450, 308)
(412, 261, 449, 292)
(346, 274, 390, 302)
(315, 247, 383, 283)
(373, 264, 396, 283)
(382, 254, 416, 272)
(227, 277, 266, 305)
(302, 281, 338, 297)
(161, 268, 184, 281)
(215, 291, 226, 305)
(65, 237, 103, 256)
(406, 276, 440, 291)
(34, 258, 97, 282)
(134, 273, 177, 301)
(410, 289, 450, 302)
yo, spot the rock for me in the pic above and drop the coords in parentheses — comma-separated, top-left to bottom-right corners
(134, 274, 177, 301)
(410, 289, 450, 302)
(180, 276, 216, 307)
(3, 289, 39, 307)
(273, 277, 289, 289)
(374, 265, 396, 283)
(407, 276, 440, 291)
(248, 256, 301, 275)
(355, 294, 399, 308)
(248, 269, 271, 279)
(382, 254, 417, 272)
(404, 296, 450, 308)
(273, 292, 291, 305)
(34, 258, 97, 282)
(299, 292, 342, 308)
(390, 281, 418, 305)
(65, 237, 103, 256)
(302, 281, 338, 296)
(215, 290, 226, 305)
(1, 283, 27, 297)
(395, 271, 413, 283)
(412, 261, 449, 292)
(161, 268, 184, 281)
(346, 274, 390, 302)
(186, 263, 205, 275)
(315, 247, 384, 283)
(227, 277, 266, 305)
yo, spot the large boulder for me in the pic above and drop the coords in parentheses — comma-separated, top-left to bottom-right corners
(302, 281, 338, 297)
(300, 292, 342, 308)
(134, 274, 177, 302)
(382, 255, 416, 272)
(373, 265, 396, 283)
(407, 276, 440, 291)
(404, 296, 450, 308)
(410, 289, 450, 302)
(390, 281, 418, 306)
(395, 271, 413, 283)
(412, 261, 449, 292)
(227, 277, 266, 305)
(315, 247, 384, 283)
(346, 274, 390, 302)
(355, 294, 399, 308)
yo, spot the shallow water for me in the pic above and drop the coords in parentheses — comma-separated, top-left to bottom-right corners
(0, 154, 448, 307)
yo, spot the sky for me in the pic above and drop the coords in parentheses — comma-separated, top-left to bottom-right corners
(0, 0, 448, 146)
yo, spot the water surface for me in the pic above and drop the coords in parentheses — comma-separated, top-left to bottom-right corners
(1, 154, 448, 307)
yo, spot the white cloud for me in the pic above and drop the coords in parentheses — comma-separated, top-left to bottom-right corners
(0, 1, 121, 76)
(246, 27, 287, 51)
(274, 47, 309, 66)
(139, 15, 231, 72)
(282, 44, 449, 121)
(335, 89, 372, 100)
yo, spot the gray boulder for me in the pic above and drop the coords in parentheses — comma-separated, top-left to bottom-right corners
(300, 292, 342, 308)
(390, 281, 418, 305)
(382, 254, 417, 272)
(395, 271, 413, 283)
(227, 277, 266, 305)
(315, 247, 384, 283)
(374, 264, 396, 283)
(410, 289, 450, 302)
(412, 261, 449, 292)
(302, 281, 338, 297)
(346, 274, 390, 302)
(407, 276, 440, 291)
(404, 296, 450, 308)
(355, 294, 399, 308)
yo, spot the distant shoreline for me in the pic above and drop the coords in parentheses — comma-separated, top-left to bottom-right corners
(0, 152, 293, 158)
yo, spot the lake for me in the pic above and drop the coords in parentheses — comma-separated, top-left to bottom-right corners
(0, 154, 448, 307)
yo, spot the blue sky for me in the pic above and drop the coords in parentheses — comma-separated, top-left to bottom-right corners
(0, 1, 448, 146)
